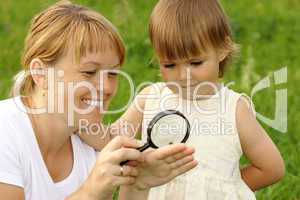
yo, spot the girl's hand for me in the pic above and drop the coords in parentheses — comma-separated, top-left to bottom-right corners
(80, 136, 144, 200)
(133, 144, 198, 190)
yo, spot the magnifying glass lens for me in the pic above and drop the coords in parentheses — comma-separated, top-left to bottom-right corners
(120, 110, 190, 166)
(150, 113, 189, 147)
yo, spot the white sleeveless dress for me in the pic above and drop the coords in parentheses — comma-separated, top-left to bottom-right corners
(141, 82, 257, 200)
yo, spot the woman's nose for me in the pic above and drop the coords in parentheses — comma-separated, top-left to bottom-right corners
(94, 72, 115, 100)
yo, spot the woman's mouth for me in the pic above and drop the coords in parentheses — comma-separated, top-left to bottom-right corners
(81, 98, 102, 107)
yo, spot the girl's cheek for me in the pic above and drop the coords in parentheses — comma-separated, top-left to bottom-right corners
(160, 68, 170, 81)
(193, 65, 218, 80)
(111, 81, 118, 97)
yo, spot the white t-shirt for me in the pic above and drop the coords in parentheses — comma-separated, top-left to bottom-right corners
(0, 96, 98, 200)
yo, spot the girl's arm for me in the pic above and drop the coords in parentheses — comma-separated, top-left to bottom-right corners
(78, 86, 151, 150)
(119, 186, 149, 200)
(236, 97, 285, 191)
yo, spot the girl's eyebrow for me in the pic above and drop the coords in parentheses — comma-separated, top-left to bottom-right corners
(159, 56, 206, 64)
(82, 61, 102, 67)
(189, 58, 204, 62)
(160, 60, 176, 64)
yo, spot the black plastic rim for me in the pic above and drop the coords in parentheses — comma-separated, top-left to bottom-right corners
(146, 109, 190, 148)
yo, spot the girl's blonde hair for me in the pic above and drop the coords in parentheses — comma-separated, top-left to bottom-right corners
(149, 0, 239, 77)
(18, 0, 125, 95)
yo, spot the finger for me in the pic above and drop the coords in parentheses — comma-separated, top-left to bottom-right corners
(170, 155, 194, 169)
(164, 147, 195, 164)
(103, 136, 140, 152)
(111, 148, 143, 164)
(110, 165, 139, 177)
(112, 176, 136, 187)
(126, 160, 139, 167)
(121, 165, 139, 177)
(153, 144, 187, 160)
(170, 160, 198, 179)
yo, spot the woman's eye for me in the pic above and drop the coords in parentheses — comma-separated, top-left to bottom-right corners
(82, 71, 97, 76)
(163, 64, 176, 68)
(190, 61, 203, 67)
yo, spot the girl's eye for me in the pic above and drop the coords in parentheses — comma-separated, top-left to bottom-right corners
(190, 61, 204, 67)
(163, 64, 176, 68)
(108, 72, 119, 77)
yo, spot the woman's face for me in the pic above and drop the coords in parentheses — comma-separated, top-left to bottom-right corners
(52, 48, 121, 131)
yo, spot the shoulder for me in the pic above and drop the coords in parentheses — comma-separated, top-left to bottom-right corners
(0, 97, 22, 131)
(225, 88, 257, 136)
(0, 96, 27, 117)
(0, 98, 27, 188)
(234, 92, 261, 148)
(133, 82, 165, 108)
(225, 87, 257, 125)
(224, 88, 256, 117)
(236, 94, 256, 119)
(137, 82, 165, 95)
(0, 97, 29, 150)
(0, 97, 20, 116)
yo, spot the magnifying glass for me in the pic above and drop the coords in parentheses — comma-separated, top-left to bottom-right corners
(120, 110, 190, 165)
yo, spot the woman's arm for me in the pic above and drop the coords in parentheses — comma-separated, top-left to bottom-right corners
(0, 183, 25, 200)
(78, 86, 151, 150)
(237, 97, 285, 191)
(66, 136, 143, 200)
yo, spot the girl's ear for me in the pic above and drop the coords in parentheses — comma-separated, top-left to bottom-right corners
(29, 58, 48, 90)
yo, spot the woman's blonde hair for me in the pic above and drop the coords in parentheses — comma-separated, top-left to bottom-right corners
(149, 0, 239, 77)
(19, 0, 125, 95)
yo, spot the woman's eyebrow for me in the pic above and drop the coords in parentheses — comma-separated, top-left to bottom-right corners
(80, 61, 120, 68)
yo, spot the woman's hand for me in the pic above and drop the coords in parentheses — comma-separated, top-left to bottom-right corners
(133, 144, 197, 190)
(76, 136, 144, 200)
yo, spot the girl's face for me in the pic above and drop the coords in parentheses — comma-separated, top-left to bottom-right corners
(159, 48, 224, 99)
(53, 48, 120, 130)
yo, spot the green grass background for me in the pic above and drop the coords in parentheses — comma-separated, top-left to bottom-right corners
(0, 0, 299, 199)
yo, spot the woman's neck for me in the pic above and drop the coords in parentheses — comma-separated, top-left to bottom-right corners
(22, 95, 74, 156)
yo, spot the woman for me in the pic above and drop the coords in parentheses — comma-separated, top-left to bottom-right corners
(0, 1, 197, 200)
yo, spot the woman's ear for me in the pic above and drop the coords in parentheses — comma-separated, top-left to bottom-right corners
(29, 58, 48, 90)
(218, 49, 229, 62)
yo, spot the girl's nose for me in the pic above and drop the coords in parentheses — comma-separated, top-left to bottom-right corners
(179, 66, 191, 81)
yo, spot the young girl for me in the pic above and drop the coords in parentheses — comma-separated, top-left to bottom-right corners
(80, 0, 285, 199)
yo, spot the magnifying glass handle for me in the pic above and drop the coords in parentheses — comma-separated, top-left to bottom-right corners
(137, 143, 151, 152)
(120, 143, 151, 166)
